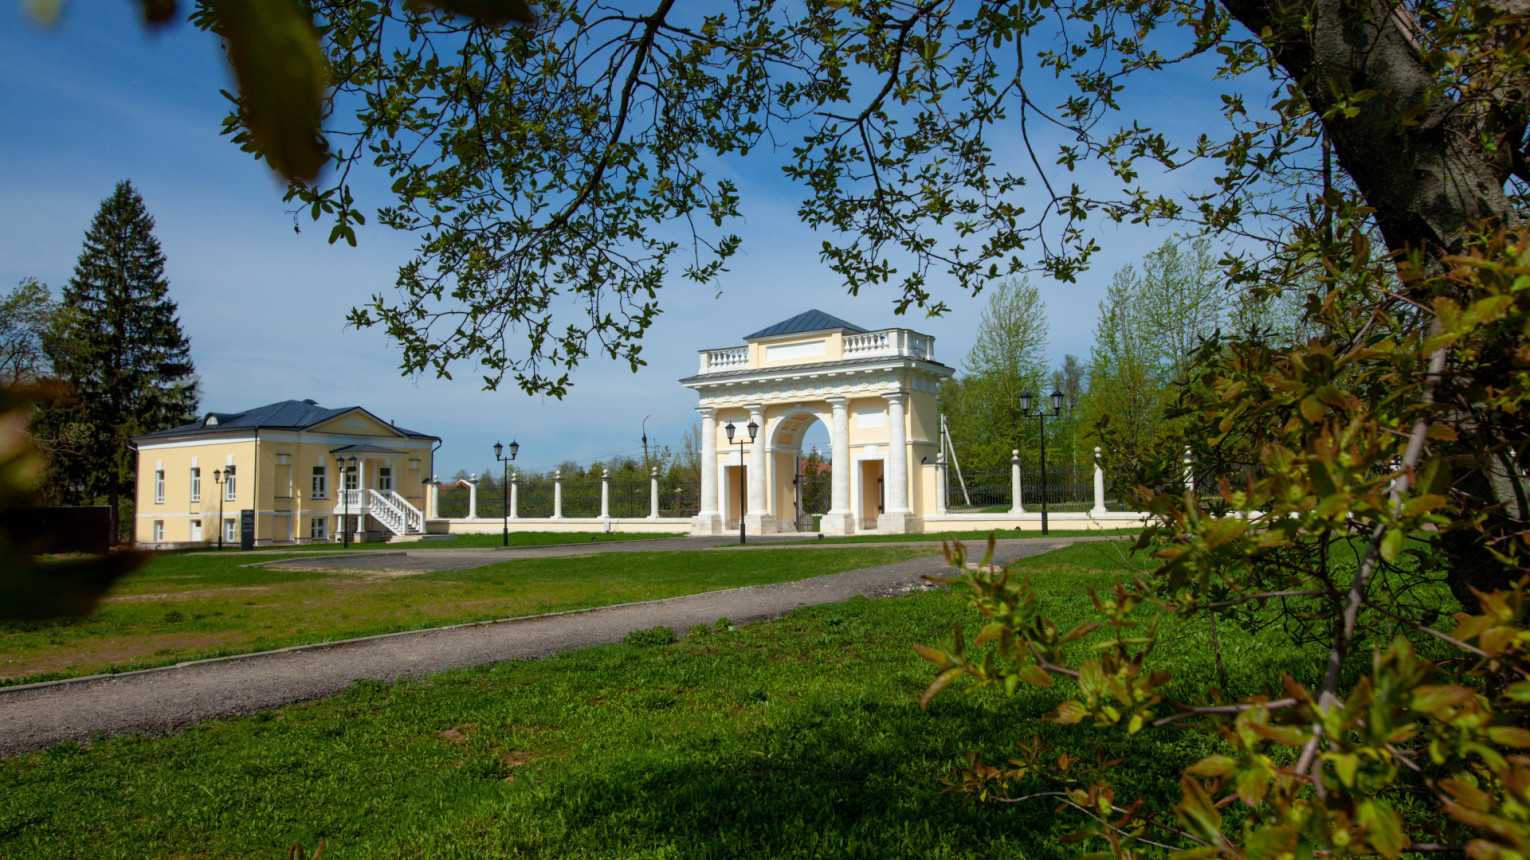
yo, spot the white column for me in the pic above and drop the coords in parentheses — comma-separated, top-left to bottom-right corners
(694, 407, 722, 534)
(746, 404, 767, 512)
(649, 467, 660, 519)
(552, 471, 564, 519)
(426, 477, 439, 519)
(877, 392, 917, 533)
(1091, 447, 1107, 516)
(822, 396, 855, 535)
(600, 468, 611, 519)
(509, 472, 520, 519)
(1010, 449, 1025, 515)
(744, 403, 776, 534)
(884, 394, 909, 512)
(467, 474, 479, 519)
(935, 453, 948, 515)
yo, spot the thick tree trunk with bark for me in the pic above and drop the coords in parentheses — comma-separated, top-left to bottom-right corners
(1218, 0, 1530, 608)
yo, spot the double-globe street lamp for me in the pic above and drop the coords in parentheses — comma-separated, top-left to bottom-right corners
(212, 465, 234, 550)
(1018, 390, 1065, 535)
(338, 455, 358, 547)
(724, 419, 758, 545)
(494, 440, 520, 547)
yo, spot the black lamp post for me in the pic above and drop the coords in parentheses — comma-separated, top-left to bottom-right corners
(213, 465, 233, 550)
(494, 440, 519, 547)
(1018, 390, 1065, 535)
(724, 419, 758, 545)
(340, 455, 357, 547)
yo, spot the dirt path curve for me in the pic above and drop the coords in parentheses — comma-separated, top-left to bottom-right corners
(0, 536, 1098, 758)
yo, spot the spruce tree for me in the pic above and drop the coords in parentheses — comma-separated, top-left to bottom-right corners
(37, 180, 199, 535)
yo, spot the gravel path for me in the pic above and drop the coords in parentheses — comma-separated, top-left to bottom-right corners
(0, 536, 1094, 757)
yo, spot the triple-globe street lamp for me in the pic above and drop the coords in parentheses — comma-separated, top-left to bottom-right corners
(494, 440, 520, 547)
(1018, 389, 1065, 535)
(724, 419, 758, 545)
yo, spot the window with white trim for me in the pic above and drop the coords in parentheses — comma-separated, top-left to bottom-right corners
(224, 472, 237, 502)
(311, 466, 327, 499)
(224, 518, 237, 543)
(154, 470, 164, 504)
(378, 467, 393, 492)
(310, 517, 327, 541)
(190, 520, 202, 542)
(189, 467, 201, 502)
(153, 520, 164, 541)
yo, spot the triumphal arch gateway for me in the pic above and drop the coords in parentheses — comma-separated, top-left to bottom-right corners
(680, 309, 954, 535)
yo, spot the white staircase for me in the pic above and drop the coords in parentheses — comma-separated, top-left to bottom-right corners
(365, 489, 426, 538)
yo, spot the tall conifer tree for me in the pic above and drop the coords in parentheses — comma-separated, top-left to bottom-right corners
(37, 180, 199, 534)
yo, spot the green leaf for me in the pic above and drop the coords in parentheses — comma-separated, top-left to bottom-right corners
(1049, 700, 1088, 725)
(1357, 798, 1407, 859)
(1186, 755, 1235, 777)
(205, 0, 329, 184)
(920, 667, 964, 711)
(1379, 527, 1403, 562)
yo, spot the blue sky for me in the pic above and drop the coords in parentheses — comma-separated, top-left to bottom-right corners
(1, 5, 1237, 479)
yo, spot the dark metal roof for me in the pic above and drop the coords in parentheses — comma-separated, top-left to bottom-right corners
(745, 310, 866, 340)
(133, 400, 438, 441)
(679, 354, 953, 384)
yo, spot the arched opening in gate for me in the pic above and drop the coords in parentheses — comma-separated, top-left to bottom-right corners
(769, 409, 832, 531)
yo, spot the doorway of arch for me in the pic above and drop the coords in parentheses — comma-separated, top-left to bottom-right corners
(770, 412, 831, 532)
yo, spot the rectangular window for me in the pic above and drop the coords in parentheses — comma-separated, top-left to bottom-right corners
(378, 467, 392, 492)
(310, 517, 327, 541)
(224, 518, 237, 543)
(153, 520, 164, 541)
(345, 468, 359, 491)
(189, 467, 201, 502)
(224, 473, 237, 502)
(311, 466, 327, 499)
(154, 470, 165, 504)
(190, 520, 202, 542)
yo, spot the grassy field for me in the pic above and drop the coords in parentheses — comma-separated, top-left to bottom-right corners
(1, 546, 934, 686)
(180, 531, 689, 554)
(774, 528, 1143, 545)
(1, 539, 1340, 859)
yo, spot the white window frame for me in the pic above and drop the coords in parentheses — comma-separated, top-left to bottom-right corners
(154, 470, 165, 504)
(189, 467, 201, 502)
(224, 518, 237, 543)
(190, 520, 202, 542)
(310, 517, 327, 541)
(344, 467, 359, 492)
(311, 466, 327, 500)
(224, 473, 237, 502)
(378, 467, 393, 492)
(153, 520, 164, 541)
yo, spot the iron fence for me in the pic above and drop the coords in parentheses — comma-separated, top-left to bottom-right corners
(946, 467, 1011, 512)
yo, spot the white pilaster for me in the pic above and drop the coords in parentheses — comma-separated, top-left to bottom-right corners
(552, 471, 564, 519)
(600, 468, 611, 519)
(467, 474, 479, 519)
(510, 472, 520, 519)
(649, 467, 660, 519)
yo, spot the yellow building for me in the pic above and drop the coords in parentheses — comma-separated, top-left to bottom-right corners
(131, 399, 438, 549)
(680, 310, 954, 535)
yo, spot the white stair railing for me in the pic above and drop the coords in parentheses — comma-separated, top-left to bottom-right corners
(366, 490, 407, 535)
(383, 490, 425, 533)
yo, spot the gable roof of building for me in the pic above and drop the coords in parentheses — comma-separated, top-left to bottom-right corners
(745, 309, 867, 340)
(133, 400, 438, 442)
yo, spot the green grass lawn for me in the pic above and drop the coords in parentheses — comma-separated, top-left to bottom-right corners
(1, 541, 1338, 860)
(1, 546, 933, 686)
(773, 527, 1143, 545)
(178, 530, 688, 554)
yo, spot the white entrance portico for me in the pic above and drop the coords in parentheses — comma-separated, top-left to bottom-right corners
(681, 310, 953, 535)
